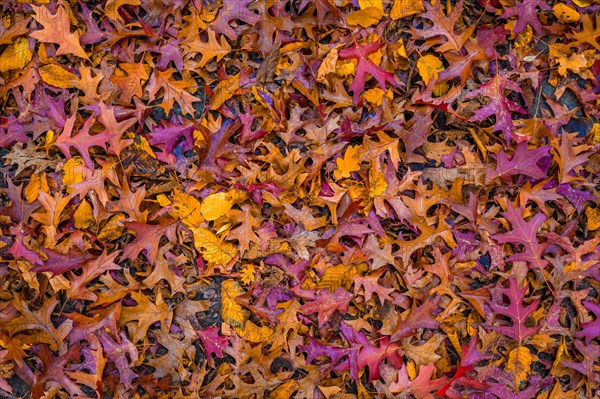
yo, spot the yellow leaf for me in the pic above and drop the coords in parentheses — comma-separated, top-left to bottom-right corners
(396, 39, 408, 59)
(363, 88, 385, 106)
(369, 167, 388, 197)
(201, 192, 234, 221)
(334, 145, 361, 179)
(209, 74, 240, 110)
(171, 190, 203, 226)
(235, 321, 273, 343)
(221, 279, 248, 329)
(45, 130, 55, 146)
(417, 54, 444, 85)
(346, 7, 383, 27)
(0, 37, 32, 72)
(505, 346, 533, 388)
(97, 213, 126, 241)
(25, 172, 49, 203)
(406, 360, 417, 380)
(136, 134, 156, 158)
(336, 60, 356, 77)
(39, 64, 81, 89)
(591, 123, 600, 145)
(553, 4, 580, 23)
(586, 207, 600, 230)
(391, 0, 425, 20)
(191, 227, 236, 265)
(74, 200, 94, 229)
(240, 264, 256, 285)
(359, 0, 383, 11)
(62, 157, 86, 192)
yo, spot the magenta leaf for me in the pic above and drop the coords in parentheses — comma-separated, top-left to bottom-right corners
(492, 202, 548, 270)
(487, 278, 540, 342)
(337, 42, 400, 105)
(466, 74, 528, 142)
(196, 326, 229, 367)
(486, 142, 551, 182)
(574, 301, 600, 345)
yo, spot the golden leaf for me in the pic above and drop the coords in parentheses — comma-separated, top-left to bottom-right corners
(406, 360, 417, 380)
(201, 192, 234, 221)
(45, 130, 55, 146)
(363, 88, 385, 106)
(191, 227, 236, 265)
(171, 190, 203, 227)
(591, 123, 600, 145)
(505, 346, 533, 388)
(97, 213, 126, 241)
(368, 167, 388, 197)
(417, 54, 444, 85)
(390, 0, 425, 20)
(39, 64, 81, 89)
(235, 321, 274, 343)
(334, 145, 361, 179)
(74, 200, 94, 229)
(25, 172, 49, 203)
(553, 4, 580, 23)
(221, 279, 248, 329)
(209, 74, 240, 110)
(586, 207, 600, 231)
(62, 157, 86, 192)
(556, 50, 595, 76)
(240, 264, 256, 285)
(346, 7, 383, 27)
(0, 37, 32, 72)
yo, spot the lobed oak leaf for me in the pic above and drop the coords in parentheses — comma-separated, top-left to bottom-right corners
(486, 142, 551, 182)
(501, 0, 551, 35)
(487, 278, 540, 343)
(4, 298, 72, 352)
(146, 69, 201, 116)
(492, 202, 548, 270)
(390, 362, 447, 397)
(337, 42, 400, 105)
(466, 73, 528, 142)
(413, 0, 474, 53)
(184, 29, 232, 68)
(54, 115, 114, 169)
(119, 291, 172, 342)
(574, 301, 600, 345)
(300, 288, 352, 328)
(110, 63, 150, 104)
(30, 4, 88, 59)
(196, 325, 229, 367)
(209, 0, 259, 40)
(121, 218, 178, 263)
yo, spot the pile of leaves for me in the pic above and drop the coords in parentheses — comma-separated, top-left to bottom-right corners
(1, 0, 599, 397)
